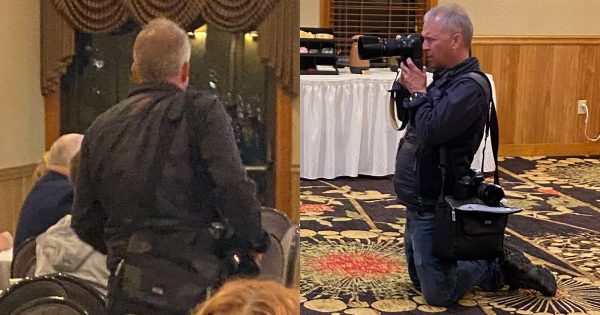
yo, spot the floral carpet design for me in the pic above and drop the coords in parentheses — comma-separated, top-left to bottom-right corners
(300, 156, 600, 315)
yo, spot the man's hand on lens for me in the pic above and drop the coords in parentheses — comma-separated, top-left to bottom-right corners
(399, 57, 426, 94)
(395, 35, 406, 86)
(397, 70, 406, 87)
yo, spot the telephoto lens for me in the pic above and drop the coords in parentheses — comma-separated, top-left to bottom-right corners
(357, 34, 423, 68)
(477, 183, 505, 207)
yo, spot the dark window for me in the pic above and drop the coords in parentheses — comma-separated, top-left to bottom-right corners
(330, 0, 427, 65)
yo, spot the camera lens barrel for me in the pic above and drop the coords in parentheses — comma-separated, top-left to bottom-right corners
(357, 34, 423, 62)
(478, 183, 505, 207)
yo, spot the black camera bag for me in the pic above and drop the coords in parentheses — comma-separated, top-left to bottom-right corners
(432, 72, 521, 261)
(117, 226, 224, 313)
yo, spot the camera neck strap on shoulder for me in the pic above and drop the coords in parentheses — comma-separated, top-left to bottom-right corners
(389, 70, 409, 131)
(438, 71, 500, 202)
(463, 71, 500, 185)
(183, 94, 233, 236)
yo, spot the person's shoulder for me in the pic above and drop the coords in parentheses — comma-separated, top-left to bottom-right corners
(86, 97, 133, 136)
(33, 171, 68, 187)
(185, 89, 220, 108)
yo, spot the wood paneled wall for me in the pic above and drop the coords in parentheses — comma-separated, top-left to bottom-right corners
(0, 164, 36, 234)
(472, 36, 600, 156)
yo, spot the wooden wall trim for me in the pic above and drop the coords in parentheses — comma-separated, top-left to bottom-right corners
(0, 164, 37, 234)
(45, 88, 61, 150)
(472, 36, 600, 156)
(320, 0, 330, 27)
(290, 163, 300, 223)
(474, 35, 600, 45)
(0, 164, 37, 181)
(500, 143, 600, 157)
(275, 86, 293, 218)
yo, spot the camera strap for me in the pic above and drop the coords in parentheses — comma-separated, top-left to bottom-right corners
(463, 71, 500, 185)
(388, 71, 411, 131)
(437, 70, 500, 203)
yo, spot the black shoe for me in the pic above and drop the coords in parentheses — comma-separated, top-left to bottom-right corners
(502, 251, 557, 297)
(503, 249, 532, 265)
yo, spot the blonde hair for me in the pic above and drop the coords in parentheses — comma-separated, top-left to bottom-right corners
(132, 17, 191, 83)
(32, 151, 51, 182)
(194, 279, 300, 315)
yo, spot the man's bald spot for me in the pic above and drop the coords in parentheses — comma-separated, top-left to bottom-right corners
(48, 133, 84, 167)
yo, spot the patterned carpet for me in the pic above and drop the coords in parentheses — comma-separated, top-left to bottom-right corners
(300, 156, 600, 315)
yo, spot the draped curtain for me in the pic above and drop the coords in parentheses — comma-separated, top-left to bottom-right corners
(41, 0, 299, 96)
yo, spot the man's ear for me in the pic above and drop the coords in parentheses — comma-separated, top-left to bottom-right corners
(180, 62, 190, 84)
(452, 33, 463, 49)
(131, 63, 141, 83)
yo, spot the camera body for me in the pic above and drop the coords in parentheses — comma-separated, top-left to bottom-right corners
(209, 221, 260, 276)
(357, 34, 424, 68)
(454, 170, 505, 207)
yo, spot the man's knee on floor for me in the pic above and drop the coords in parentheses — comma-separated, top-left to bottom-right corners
(421, 287, 457, 307)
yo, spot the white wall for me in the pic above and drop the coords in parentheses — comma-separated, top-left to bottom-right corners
(302, 0, 600, 35)
(440, 0, 600, 35)
(300, 0, 321, 27)
(0, 0, 44, 169)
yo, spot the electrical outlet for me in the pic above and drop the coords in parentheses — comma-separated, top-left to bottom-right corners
(578, 100, 587, 115)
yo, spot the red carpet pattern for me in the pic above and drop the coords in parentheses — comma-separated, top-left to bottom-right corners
(300, 156, 600, 315)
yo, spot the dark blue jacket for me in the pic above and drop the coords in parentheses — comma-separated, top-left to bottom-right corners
(394, 57, 488, 209)
(14, 171, 73, 253)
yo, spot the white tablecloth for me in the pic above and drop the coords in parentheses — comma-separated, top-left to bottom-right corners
(300, 68, 497, 179)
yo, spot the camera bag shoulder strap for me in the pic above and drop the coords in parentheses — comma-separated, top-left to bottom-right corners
(463, 71, 500, 185)
(184, 92, 234, 238)
(438, 70, 500, 203)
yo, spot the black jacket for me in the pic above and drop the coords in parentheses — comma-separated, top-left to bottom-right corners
(394, 57, 488, 208)
(71, 83, 269, 269)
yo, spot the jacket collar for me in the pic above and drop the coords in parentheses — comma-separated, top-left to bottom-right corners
(432, 57, 480, 85)
(128, 82, 183, 98)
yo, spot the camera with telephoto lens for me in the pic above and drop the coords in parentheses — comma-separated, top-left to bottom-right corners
(357, 34, 424, 68)
(453, 170, 505, 207)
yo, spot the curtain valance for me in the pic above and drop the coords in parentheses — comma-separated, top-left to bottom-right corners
(42, 0, 298, 96)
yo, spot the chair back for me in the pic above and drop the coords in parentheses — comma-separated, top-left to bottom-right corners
(12, 296, 87, 315)
(0, 273, 106, 315)
(10, 237, 37, 278)
(259, 207, 294, 285)
(50, 273, 106, 314)
(281, 224, 300, 287)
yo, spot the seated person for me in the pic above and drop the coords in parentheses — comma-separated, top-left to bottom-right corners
(193, 278, 299, 315)
(35, 215, 109, 294)
(13, 133, 83, 253)
(35, 150, 109, 294)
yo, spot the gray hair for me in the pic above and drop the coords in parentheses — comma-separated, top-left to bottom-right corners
(133, 18, 191, 82)
(48, 133, 84, 167)
(424, 4, 473, 49)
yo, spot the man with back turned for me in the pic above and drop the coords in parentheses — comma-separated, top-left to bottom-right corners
(71, 18, 269, 314)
